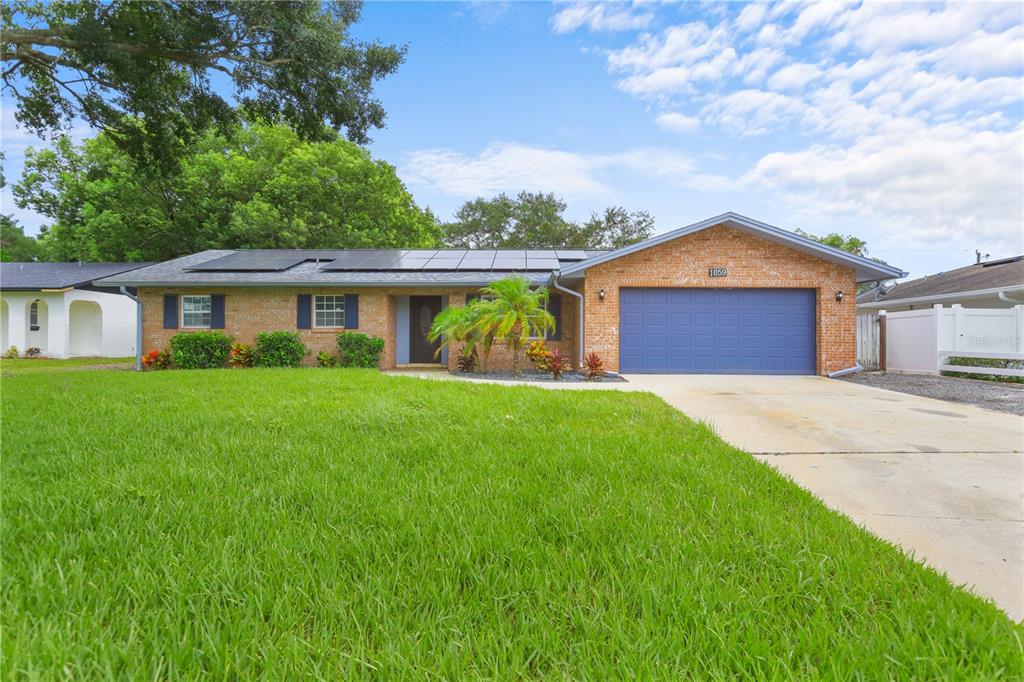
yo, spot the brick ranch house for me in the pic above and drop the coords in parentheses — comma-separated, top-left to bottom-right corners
(95, 213, 904, 375)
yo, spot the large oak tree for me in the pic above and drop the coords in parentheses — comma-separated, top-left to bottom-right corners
(15, 124, 440, 261)
(2, 1, 404, 168)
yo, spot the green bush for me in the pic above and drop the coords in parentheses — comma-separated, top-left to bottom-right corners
(336, 332, 385, 368)
(316, 351, 337, 368)
(169, 331, 233, 369)
(942, 356, 1023, 384)
(255, 331, 308, 367)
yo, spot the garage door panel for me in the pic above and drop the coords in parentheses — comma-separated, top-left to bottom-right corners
(619, 287, 816, 375)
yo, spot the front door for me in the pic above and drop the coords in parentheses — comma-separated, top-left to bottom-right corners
(409, 296, 443, 363)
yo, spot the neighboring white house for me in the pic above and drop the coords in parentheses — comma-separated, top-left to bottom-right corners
(1, 262, 150, 358)
(857, 255, 1024, 312)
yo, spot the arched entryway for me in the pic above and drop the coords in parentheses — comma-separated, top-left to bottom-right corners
(25, 299, 48, 353)
(69, 300, 103, 356)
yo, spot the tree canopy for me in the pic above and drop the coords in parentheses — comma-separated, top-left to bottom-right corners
(442, 192, 654, 250)
(14, 124, 440, 261)
(795, 229, 869, 257)
(1, 1, 404, 169)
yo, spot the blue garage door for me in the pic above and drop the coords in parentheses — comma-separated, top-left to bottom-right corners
(619, 288, 816, 374)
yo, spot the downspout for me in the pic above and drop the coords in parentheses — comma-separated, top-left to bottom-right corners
(549, 273, 585, 367)
(827, 362, 861, 379)
(119, 286, 142, 371)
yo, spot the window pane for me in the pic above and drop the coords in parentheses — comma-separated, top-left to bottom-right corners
(182, 296, 211, 327)
(313, 295, 345, 327)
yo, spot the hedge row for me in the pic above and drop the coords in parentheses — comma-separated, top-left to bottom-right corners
(154, 331, 384, 370)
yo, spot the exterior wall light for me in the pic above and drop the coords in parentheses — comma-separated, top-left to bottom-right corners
(599, 288, 606, 301)
(835, 291, 844, 302)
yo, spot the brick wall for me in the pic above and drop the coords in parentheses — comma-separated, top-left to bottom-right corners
(580, 225, 857, 375)
(139, 285, 577, 370)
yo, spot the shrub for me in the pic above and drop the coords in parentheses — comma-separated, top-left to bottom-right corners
(141, 348, 172, 370)
(455, 346, 477, 373)
(546, 348, 571, 380)
(25, 347, 41, 357)
(336, 332, 385, 368)
(526, 340, 551, 371)
(942, 356, 1023, 384)
(255, 331, 308, 367)
(4, 346, 18, 359)
(228, 343, 256, 368)
(316, 351, 337, 368)
(583, 352, 605, 380)
(170, 331, 233, 369)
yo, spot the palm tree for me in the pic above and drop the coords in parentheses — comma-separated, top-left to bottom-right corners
(475, 276, 555, 374)
(428, 299, 495, 371)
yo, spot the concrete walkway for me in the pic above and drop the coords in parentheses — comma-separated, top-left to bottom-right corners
(397, 371, 1024, 620)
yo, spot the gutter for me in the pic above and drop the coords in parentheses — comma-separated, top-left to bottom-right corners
(827, 363, 862, 379)
(998, 291, 1024, 304)
(858, 285, 1024, 309)
(119, 286, 142, 371)
(549, 273, 585, 367)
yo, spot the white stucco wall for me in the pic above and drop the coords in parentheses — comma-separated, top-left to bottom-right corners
(0, 288, 137, 358)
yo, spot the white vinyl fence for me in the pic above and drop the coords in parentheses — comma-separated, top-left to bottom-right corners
(881, 304, 1024, 377)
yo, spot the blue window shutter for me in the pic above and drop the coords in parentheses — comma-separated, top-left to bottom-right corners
(548, 293, 562, 340)
(297, 294, 311, 329)
(344, 294, 359, 329)
(210, 294, 225, 329)
(163, 294, 178, 329)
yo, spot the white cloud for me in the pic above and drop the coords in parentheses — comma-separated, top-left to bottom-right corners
(735, 4, 766, 33)
(745, 122, 1024, 252)
(654, 112, 700, 133)
(402, 142, 729, 199)
(766, 62, 823, 91)
(550, 2, 654, 34)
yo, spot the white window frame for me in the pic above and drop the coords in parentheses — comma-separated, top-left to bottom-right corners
(29, 300, 40, 331)
(181, 295, 212, 329)
(313, 294, 346, 328)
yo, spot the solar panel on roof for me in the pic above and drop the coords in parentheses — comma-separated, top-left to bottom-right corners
(187, 252, 309, 272)
(526, 250, 556, 258)
(555, 250, 588, 260)
(526, 258, 560, 270)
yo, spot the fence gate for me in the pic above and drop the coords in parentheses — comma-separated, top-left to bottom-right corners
(856, 313, 880, 370)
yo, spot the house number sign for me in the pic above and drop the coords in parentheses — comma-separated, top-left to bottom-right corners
(708, 267, 728, 277)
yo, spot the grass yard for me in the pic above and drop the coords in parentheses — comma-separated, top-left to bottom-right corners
(2, 367, 1020, 678)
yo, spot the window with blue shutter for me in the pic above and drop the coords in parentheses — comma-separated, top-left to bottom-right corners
(163, 294, 178, 329)
(296, 294, 311, 329)
(548, 293, 562, 340)
(210, 294, 225, 329)
(344, 294, 359, 328)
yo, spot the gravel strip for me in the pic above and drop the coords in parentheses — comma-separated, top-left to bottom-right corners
(841, 372, 1024, 416)
(451, 370, 627, 383)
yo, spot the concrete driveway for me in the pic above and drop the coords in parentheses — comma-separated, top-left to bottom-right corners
(623, 374, 1024, 621)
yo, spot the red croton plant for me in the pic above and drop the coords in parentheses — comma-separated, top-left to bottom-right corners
(141, 349, 172, 370)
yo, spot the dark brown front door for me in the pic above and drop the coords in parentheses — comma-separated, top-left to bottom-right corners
(409, 296, 443, 363)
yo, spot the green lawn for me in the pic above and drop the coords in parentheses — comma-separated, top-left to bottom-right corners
(2, 367, 1020, 678)
(1, 356, 134, 375)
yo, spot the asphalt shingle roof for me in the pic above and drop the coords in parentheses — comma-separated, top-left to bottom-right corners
(94, 250, 607, 287)
(862, 256, 1023, 304)
(1, 262, 153, 290)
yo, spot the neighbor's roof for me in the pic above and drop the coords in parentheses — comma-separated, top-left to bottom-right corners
(558, 212, 906, 283)
(94, 249, 610, 288)
(1, 262, 153, 291)
(858, 255, 1024, 307)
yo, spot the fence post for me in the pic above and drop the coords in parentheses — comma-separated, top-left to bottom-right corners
(933, 304, 944, 373)
(878, 310, 887, 371)
(1015, 305, 1024, 354)
(951, 303, 964, 352)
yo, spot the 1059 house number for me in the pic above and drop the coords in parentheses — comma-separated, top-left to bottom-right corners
(708, 267, 728, 277)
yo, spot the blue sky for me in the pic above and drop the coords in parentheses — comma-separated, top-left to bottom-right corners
(2, 1, 1022, 279)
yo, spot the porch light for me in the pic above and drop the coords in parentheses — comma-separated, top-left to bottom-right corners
(835, 291, 844, 302)
(599, 288, 606, 301)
